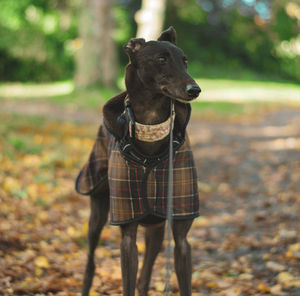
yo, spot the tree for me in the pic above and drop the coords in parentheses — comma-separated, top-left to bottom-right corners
(75, 0, 117, 88)
(135, 0, 167, 40)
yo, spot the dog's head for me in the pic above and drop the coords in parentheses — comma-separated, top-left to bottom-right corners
(124, 27, 201, 103)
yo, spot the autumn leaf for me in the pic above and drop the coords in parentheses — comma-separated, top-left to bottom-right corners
(137, 241, 145, 254)
(257, 282, 271, 292)
(34, 256, 50, 268)
(90, 290, 99, 296)
(276, 272, 300, 287)
(154, 281, 165, 292)
(266, 261, 285, 272)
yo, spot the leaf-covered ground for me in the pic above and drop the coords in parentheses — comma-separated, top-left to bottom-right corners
(0, 107, 299, 296)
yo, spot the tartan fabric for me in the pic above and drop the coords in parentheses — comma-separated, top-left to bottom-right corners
(75, 124, 109, 195)
(76, 123, 199, 225)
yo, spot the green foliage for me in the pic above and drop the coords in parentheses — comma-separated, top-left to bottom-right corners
(273, 8, 297, 41)
(0, 0, 78, 81)
(165, 0, 300, 82)
(0, 0, 299, 83)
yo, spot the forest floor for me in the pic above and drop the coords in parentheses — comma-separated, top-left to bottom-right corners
(0, 102, 299, 296)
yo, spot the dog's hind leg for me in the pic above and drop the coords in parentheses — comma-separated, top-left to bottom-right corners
(82, 182, 110, 296)
(137, 222, 165, 296)
(173, 219, 194, 296)
(120, 222, 139, 296)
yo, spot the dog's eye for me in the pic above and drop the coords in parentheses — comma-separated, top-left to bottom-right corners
(157, 57, 167, 64)
(183, 57, 188, 66)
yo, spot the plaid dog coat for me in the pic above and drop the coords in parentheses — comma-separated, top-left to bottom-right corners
(76, 92, 199, 225)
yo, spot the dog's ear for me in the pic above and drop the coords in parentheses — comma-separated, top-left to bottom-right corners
(124, 38, 146, 60)
(157, 26, 177, 45)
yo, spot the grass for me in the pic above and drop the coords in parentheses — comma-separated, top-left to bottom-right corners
(51, 86, 116, 109)
(0, 76, 299, 120)
(196, 78, 300, 102)
(197, 78, 300, 90)
(0, 81, 115, 109)
(192, 101, 245, 114)
(190, 100, 294, 121)
(0, 81, 74, 98)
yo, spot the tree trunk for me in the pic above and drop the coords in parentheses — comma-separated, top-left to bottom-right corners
(135, 0, 167, 40)
(75, 0, 117, 88)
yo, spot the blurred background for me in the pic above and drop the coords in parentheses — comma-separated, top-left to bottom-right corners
(0, 0, 299, 92)
(1, 1, 300, 295)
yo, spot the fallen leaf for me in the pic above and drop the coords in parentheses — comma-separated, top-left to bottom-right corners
(257, 282, 271, 292)
(207, 281, 218, 288)
(284, 280, 300, 288)
(34, 256, 50, 268)
(155, 281, 165, 292)
(101, 228, 112, 241)
(3, 177, 21, 194)
(137, 241, 145, 254)
(239, 273, 253, 280)
(276, 272, 300, 287)
(35, 267, 43, 276)
(194, 216, 210, 227)
(198, 181, 213, 193)
(270, 284, 282, 295)
(95, 248, 112, 258)
(266, 261, 286, 272)
(218, 286, 241, 296)
(289, 242, 300, 252)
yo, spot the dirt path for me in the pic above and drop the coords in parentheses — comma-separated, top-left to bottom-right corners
(186, 109, 300, 295)
(0, 100, 100, 123)
(1, 102, 300, 295)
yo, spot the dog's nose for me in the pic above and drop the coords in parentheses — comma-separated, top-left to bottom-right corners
(186, 84, 201, 98)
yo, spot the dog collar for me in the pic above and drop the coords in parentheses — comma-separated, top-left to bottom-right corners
(135, 109, 175, 142)
(123, 96, 176, 142)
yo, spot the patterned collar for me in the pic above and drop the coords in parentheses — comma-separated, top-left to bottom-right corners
(126, 97, 176, 142)
(135, 111, 175, 142)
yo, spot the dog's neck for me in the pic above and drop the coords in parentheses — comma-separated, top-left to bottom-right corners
(129, 92, 170, 125)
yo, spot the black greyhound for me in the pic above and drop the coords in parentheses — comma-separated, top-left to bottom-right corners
(76, 27, 201, 296)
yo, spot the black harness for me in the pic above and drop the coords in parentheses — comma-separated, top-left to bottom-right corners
(115, 99, 185, 168)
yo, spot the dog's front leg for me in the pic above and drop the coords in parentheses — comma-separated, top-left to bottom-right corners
(120, 222, 139, 296)
(137, 222, 165, 295)
(173, 219, 194, 296)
